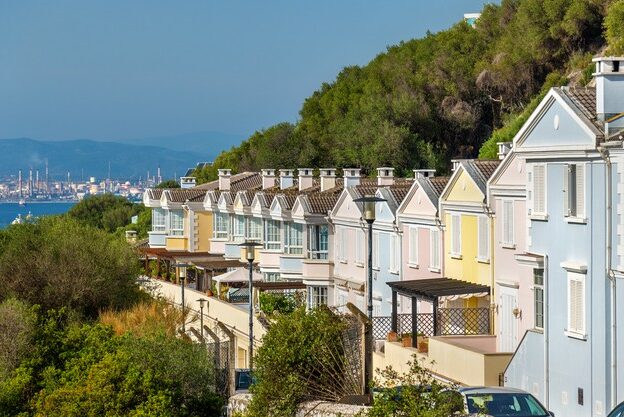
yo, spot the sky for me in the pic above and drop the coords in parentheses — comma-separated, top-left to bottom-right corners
(0, 0, 489, 141)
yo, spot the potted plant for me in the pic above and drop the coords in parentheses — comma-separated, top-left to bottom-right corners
(402, 333, 413, 348)
(387, 331, 398, 342)
(418, 337, 429, 353)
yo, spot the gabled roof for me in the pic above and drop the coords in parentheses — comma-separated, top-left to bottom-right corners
(165, 188, 207, 203)
(460, 159, 501, 195)
(146, 189, 163, 200)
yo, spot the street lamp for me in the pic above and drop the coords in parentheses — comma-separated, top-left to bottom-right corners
(239, 240, 262, 370)
(353, 194, 386, 400)
(198, 298, 208, 339)
(174, 262, 192, 333)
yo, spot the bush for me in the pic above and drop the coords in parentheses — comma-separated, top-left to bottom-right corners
(258, 292, 298, 315)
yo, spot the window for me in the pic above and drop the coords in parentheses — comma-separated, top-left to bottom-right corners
(264, 272, 281, 282)
(335, 290, 348, 313)
(308, 286, 328, 309)
(477, 216, 489, 261)
(152, 208, 166, 232)
(169, 210, 184, 236)
(567, 272, 585, 335)
(532, 165, 546, 215)
(355, 229, 365, 264)
(564, 163, 585, 218)
(389, 234, 400, 273)
(408, 226, 419, 265)
(502, 200, 514, 246)
(248, 217, 263, 241)
(451, 214, 461, 256)
(372, 231, 380, 268)
(336, 226, 347, 262)
(534, 269, 544, 329)
(265, 219, 281, 250)
(430, 229, 441, 270)
(308, 225, 329, 260)
(232, 215, 246, 242)
(284, 222, 303, 254)
(213, 212, 229, 239)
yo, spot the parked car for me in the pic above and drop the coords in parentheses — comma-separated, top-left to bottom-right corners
(608, 401, 624, 417)
(453, 387, 554, 417)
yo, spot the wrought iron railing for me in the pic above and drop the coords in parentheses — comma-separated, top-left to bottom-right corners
(372, 307, 491, 340)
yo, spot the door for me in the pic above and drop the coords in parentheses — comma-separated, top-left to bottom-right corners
(498, 285, 519, 352)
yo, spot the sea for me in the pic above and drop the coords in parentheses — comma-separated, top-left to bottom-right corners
(0, 202, 76, 228)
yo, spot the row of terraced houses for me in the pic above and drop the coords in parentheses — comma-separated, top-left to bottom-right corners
(141, 57, 624, 417)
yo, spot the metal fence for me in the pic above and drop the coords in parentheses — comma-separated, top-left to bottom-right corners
(372, 307, 490, 340)
(206, 340, 231, 398)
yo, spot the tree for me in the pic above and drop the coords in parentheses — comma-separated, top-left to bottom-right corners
(155, 179, 180, 189)
(606, 0, 624, 54)
(68, 194, 144, 233)
(0, 299, 36, 380)
(0, 217, 143, 318)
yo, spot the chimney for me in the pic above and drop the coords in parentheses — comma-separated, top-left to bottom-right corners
(180, 176, 196, 189)
(414, 169, 436, 179)
(218, 169, 231, 190)
(377, 167, 395, 186)
(262, 169, 276, 189)
(451, 160, 461, 172)
(343, 168, 361, 187)
(593, 56, 624, 135)
(320, 168, 337, 192)
(298, 168, 314, 191)
(497, 142, 512, 160)
(279, 169, 294, 189)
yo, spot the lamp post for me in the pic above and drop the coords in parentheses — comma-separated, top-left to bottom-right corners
(353, 194, 386, 400)
(174, 262, 192, 333)
(239, 240, 262, 370)
(198, 298, 208, 339)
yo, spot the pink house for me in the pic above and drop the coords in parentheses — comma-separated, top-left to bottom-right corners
(487, 145, 539, 352)
(396, 170, 449, 313)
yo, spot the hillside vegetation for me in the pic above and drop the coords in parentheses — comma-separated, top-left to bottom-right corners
(195, 0, 624, 183)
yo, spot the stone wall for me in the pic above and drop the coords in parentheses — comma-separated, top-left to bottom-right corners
(227, 394, 369, 417)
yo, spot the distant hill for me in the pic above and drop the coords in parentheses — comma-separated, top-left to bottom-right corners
(116, 131, 244, 159)
(0, 138, 210, 181)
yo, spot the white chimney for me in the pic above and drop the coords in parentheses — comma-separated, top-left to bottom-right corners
(280, 169, 294, 189)
(320, 168, 337, 192)
(497, 142, 512, 160)
(262, 169, 276, 189)
(451, 160, 461, 172)
(593, 56, 624, 134)
(377, 167, 394, 186)
(218, 169, 231, 190)
(343, 168, 361, 187)
(413, 169, 436, 179)
(180, 176, 196, 189)
(298, 168, 314, 191)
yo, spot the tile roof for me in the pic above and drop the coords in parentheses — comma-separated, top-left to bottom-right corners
(472, 160, 501, 182)
(166, 189, 207, 203)
(307, 193, 341, 214)
(564, 87, 597, 122)
(428, 176, 450, 197)
(147, 189, 163, 200)
(388, 186, 411, 205)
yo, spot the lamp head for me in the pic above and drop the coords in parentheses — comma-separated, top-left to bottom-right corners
(239, 240, 262, 263)
(354, 195, 386, 224)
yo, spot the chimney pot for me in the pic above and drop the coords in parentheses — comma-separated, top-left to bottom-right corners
(180, 176, 196, 189)
(592, 56, 624, 134)
(344, 168, 361, 187)
(218, 169, 231, 190)
(279, 169, 294, 189)
(298, 168, 314, 191)
(320, 168, 337, 192)
(497, 142, 513, 160)
(262, 169, 276, 189)
(377, 167, 395, 186)
(413, 169, 436, 179)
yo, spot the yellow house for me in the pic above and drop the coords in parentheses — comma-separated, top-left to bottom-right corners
(439, 159, 500, 309)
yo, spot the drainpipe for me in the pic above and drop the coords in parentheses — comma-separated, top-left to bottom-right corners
(483, 201, 496, 336)
(544, 254, 550, 409)
(598, 145, 617, 410)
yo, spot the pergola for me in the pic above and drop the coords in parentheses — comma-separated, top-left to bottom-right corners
(387, 278, 490, 347)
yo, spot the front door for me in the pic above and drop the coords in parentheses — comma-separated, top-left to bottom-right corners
(498, 285, 519, 352)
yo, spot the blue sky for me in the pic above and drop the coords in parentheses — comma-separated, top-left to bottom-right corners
(0, 0, 489, 141)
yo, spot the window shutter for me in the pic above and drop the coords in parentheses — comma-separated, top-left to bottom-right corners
(451, 215, 461, 255)
(576, 164, 585, 217)
(568, 273, 585, 334)
(534, 165, 545, 214)
(373, 231, 380, 268)
(478, 216, 489, 260)
(563, 164, 570, 216)
(430, 229, 440, 269)
(503, 200, 514, 245)
(409, 227, 418, 264)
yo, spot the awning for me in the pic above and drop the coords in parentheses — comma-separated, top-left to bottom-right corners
(387, 278, 490, 301)
(214, 268, 262, 284)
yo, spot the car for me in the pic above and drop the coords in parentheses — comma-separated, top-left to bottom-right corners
(453, 387, 555, 417)
(608, 401, 624, 417)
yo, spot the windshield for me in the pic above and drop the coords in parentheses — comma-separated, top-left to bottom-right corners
(465, 393, 549, 417)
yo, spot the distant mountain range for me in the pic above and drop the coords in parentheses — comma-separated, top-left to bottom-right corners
(0, 134, 242, 180)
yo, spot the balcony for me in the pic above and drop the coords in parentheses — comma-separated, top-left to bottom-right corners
(279, 254, 304, 274)
(148, 231, 166, 247)
(258, 250, 281, 268)
(210, 238, 227, 255)
(224, 242, 243, 259)
(166, 236, 188, 251)
(302, 259, 334, 280)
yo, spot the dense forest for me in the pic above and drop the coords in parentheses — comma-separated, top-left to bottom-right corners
(194, 0, 624, 183)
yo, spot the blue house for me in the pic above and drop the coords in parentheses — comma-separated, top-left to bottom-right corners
(505, 56, 624, 417)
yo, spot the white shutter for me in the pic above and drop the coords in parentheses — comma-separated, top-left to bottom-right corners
(568, 272, 585, 334)
(394, 235, 400, 272)
(575, 164, 585, 218)
(430, 229, 440, 270)
(355, 229, 364, 263)
(503, 200, 514, 245)
(451, 214, 461, 255)
(534, 165, 546, 214)
(563, 164, 570, 216)
(409, 227, 418, 264)
(372, 231, 379, 268)
(478, 216, 489, 260)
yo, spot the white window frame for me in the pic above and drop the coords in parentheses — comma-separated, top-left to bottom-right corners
(564, 163, 586, 220)
(247, 217, 263, 241)
(389, 234, 400, 274)
(430, 228, 441, 271)
(533, 269, 544, 330)
(335, 226, 346, 263)
(265, 219, 281, 250)
(408, 226, 419, 266)
(213, 212, 229, 239)
(284, 222, 304, 255)
(308, 224, 328, 260)
(567, 271, 586, 337)
(450, 214, 462, 257)
(355, 229, 365, 264)
(169, 209, 184, 237)
(531, 164, 547, 217)
(477, 215, 490, 261)
(308, 286, 328, 309)
(502, 199, 515, 247)
(152, 208, 166, 232)
(264, 272, 281, 282)
(232, 214, 246, 242)
(372, 231, 380, 269)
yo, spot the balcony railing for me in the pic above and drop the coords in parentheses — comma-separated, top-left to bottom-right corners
(148, 231, 167, 247)
(372, 307, 491, 340)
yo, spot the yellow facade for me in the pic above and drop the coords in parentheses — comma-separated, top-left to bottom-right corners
(195, 211, 213, 252)
(166, 236, 188, 251)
